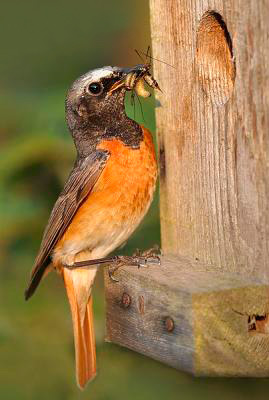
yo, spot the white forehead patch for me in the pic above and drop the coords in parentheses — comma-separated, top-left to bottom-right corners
(68, 66, 120, 101)
(80, 66, 116, 84)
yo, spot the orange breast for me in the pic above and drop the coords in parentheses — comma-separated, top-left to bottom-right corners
(53, 126, 157, 265)
(95, 125, 157, 212)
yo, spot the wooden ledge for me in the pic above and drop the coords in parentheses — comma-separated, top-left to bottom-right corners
(104, 255, 269, 377)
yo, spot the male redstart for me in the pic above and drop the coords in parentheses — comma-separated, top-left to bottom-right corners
(25, 64, 158, 389)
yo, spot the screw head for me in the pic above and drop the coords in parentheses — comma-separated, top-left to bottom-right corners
(164, 317, 174, 332)
(121, 292, 131, 308)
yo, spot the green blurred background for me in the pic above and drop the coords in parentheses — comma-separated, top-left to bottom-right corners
(0, 1, 268, 399)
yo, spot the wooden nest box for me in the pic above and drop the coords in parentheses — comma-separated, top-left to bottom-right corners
(105, 1, 269, 376)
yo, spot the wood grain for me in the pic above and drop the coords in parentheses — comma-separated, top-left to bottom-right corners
(196, 11, 235, 105)
(149, 0, 269, 280)
(105, 256, 269, 376)
(104, 0, 269, 375)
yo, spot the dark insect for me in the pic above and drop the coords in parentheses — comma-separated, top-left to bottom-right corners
(108, 46, 161, 98)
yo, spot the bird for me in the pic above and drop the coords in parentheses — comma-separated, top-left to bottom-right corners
(24, 65, 158, 389)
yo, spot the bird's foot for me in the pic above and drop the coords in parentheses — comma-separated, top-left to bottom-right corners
(108, 250, 161, 282)
(133, 244, 161, 259)
(64, 249, 161, 282)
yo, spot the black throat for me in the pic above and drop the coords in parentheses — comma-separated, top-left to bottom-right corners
(66, 89, 143, 157)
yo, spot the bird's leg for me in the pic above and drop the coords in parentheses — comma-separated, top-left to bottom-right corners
(65, 248, 161, 282)
(66, 256, 120, 268)
(64, 255, 127, 283)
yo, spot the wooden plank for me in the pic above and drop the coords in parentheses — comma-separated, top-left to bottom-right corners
(149, 0, 269, 280)
(104, 1, 269, 374)
(105, 256, 269, 376)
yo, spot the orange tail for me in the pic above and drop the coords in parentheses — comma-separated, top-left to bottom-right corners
(63, 268, 97, 389)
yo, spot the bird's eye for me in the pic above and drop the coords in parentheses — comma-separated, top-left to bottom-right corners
(87, 82, 103, 96)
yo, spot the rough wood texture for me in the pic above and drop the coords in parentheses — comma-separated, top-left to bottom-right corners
(105, 256, 269, 376)
(150, 0, 269, 280)
(104, 0, 269, 375)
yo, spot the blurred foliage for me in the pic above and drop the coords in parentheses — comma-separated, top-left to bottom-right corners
(0, 1, 268, 399)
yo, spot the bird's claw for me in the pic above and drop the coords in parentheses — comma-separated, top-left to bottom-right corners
(108, 265, 120, 283)
(107, 253, 161, 282)
(62, 250, 161, 282)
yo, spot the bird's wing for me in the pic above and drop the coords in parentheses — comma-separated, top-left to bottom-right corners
(25, 149, 110, 299)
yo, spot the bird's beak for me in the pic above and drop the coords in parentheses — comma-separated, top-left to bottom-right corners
(108, 66, 142, 96)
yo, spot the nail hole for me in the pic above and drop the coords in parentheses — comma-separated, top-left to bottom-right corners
(196, 11, 235, 106)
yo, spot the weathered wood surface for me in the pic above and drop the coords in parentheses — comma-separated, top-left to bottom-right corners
(104, 0, 269, 375)
(150, 0, 269, 280)
(105, 256, 269, 376)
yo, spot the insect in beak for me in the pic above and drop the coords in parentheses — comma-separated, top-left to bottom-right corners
(108, 64, 161, 98)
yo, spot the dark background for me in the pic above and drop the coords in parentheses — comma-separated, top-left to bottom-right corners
(0, 1, 268, 399)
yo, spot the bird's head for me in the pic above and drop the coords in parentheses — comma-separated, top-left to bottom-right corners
(66, 66, 127, 131)
(65, 65, 155, 155)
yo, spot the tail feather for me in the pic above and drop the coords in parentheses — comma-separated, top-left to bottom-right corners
(63, 268, 96, 389)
